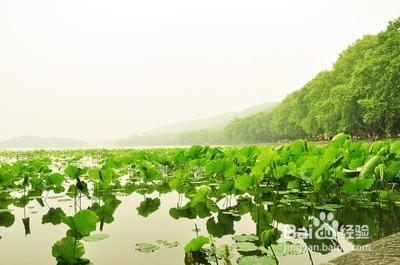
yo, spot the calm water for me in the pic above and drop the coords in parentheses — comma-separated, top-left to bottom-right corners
(0, 188, 399, 265)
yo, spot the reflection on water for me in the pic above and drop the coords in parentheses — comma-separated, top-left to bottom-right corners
(0, 188, 399, 265)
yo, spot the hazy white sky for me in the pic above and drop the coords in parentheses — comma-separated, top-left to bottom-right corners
(0, 0, 399, 141)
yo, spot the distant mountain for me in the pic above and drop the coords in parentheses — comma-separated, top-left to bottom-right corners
(144, 102, 278, 135)
(0, 136, 89, 149)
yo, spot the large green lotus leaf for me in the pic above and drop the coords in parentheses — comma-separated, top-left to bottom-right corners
(88, 169, 100, 180)
(137, 198, 161, 217)
(252, 149, 278, 179)
(46, 173, 64, 187)
(0, 169, 14, 186)
(349, 158, 365, 170)
(184, 236, 209, 253)
(61, 216, 76, 231)
(218, 179, 234, 194)
(237, 256, 276, 265)
(52, 236, 85, 263)
(191, 186, 209, 207)
(384, 160, 400, 180)
(65, 165, 79, 178)
(289, 140, 307, 156)
(205, 159, 237, 177)
(168, 176, 183, 190)
(223, 160, 238, 177)
(369, 141, 388, 154)
(261, 228, 279, 247)
(143, 167, 161, 180)
(100, 168, 113, 185)
(74, 210, 98, 236)
(235, 174, 253, 192)
(391, 141, 400, 154)
(360, 155, 381, 177)
(287, 179, 300, 189)
(343, 177, 374, 194)
(63, 210, 98, 236)
(330, 133, 349, 147)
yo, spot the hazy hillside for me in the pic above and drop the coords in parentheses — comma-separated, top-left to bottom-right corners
(116, 102, 278, 146)
(0, 136, 89, 149)
(145, 102, 278, 135)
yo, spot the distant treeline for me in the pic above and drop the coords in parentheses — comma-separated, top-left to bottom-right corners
(225, 18, 400, 143)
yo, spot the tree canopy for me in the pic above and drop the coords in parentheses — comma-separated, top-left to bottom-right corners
(225, 18, 400, 143)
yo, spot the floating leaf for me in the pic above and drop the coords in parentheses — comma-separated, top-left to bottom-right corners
(82, 233, 109, 242)
(233, 234, 259, 242)
(162, 241, 179, 248)
(234, 242, 259, 252)
(237, 255, 277, 265)
(315, 204, 344, 211)
(267, 242, 305, 256)
(135, 243, 160, 253)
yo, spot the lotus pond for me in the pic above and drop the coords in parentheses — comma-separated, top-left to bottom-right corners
(0, 134, 400, 265)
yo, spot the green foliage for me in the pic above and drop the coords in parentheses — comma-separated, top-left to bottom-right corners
(81, 233, 109, 242)
(191, 186, 210, 207)
(261, 228, 279, 247)
(65, 165, 87, 179)
(0, 140, 399, 264)
(225, 18, 400, 142)
(237, 256, 277, 265)
(52, 236, 85, 264)
(62, 210, 99, 236)
(234, 174, 254, 192)
(184, 236, 210, 253)
(360, 155, 381, 177)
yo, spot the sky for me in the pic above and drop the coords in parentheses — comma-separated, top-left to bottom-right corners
(0, 0, 399, 141)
